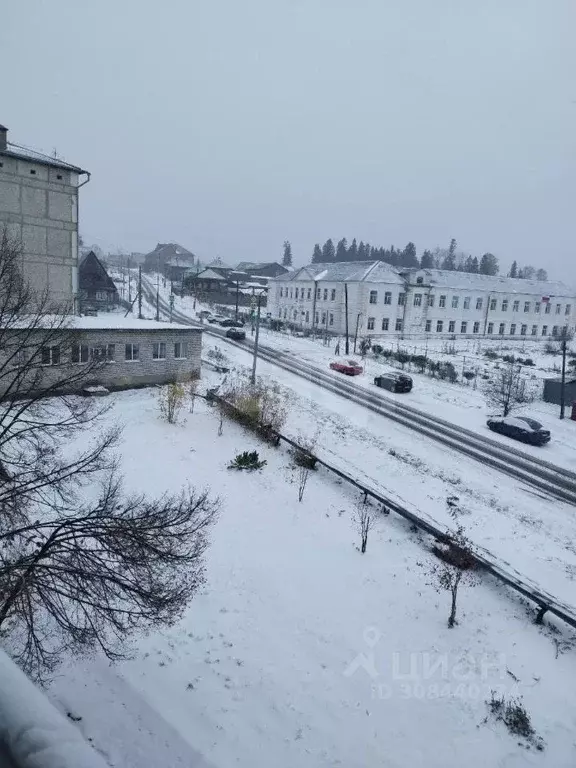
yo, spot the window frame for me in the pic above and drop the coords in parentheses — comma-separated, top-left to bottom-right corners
(369, 290, 378, 305)
(125, 343, 140, 362)
(174, 341, 188, 359)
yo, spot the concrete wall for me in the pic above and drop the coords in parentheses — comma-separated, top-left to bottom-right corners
(0, 155, 79, 305)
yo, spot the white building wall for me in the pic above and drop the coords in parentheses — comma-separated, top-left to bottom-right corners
(269, 272, 576, 341)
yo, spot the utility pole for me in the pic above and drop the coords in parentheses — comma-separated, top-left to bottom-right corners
(344, 283, 350, 355)
(169, 293, 174, 323)
(311, 281, 318, 339)
(560, 333, 569, 419)
(235, 281, 240, 321)
(127, 259, 132, 303)
(155, 269, 160, 322)
(138, 267, 143, 319)
(251, 293, 262, 385)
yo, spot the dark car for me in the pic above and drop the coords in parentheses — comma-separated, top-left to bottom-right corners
(220, 318, 244, 328)
(486, 415, 551, 446)
(226, 327, 246, 341)
(374, 372, 413, 393)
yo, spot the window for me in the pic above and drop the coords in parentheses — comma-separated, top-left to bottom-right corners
(321, 311, 326, 325)
(425, 319, 432, 332)
(331, 289, 336, 301)
(125, 343, 139, 361)
(289, 288, 293, 299)
(384, 291, 392, 305)
(463, 297, 470, 310)
(545, 302, 551, 314)
(531, 325, 537, 336)
(307, 288, 311, 300)
(369, 290, 378, 304)
(71, 344, 89, 364)
(367, 317, 375, 330)
(90, 345, 114, 362)
(294, 288, 299, 299)
(152, 342, 166, 360)
(448, 321, 455, 333)
(566, 304, 571, 315)
(476, 298, 483, 310)
(436, 320, 443, 333)
(305, 311, 310, 323)
(323, 289, 328, 301)
(541, 325, 548, 336)
(381, 318, 389, 331)
(520, 324, 527, 336)
(174, 342, 187, 359)
(563, 325, 568, 336)
(552, 326, 558, 336)
(498, 323, 505, 335)
(451, 296, 459, 309)
(315, 312, 319, 324)
(398, 293, 406, 306)
(490, 299, 497, 310)
(57, 174, 63, 180)
(460, 321, 467, 334)
(535, 302, 540, 314)
(513, 300, 519, 312)
(283, 308, 287, 319)
(279, 288, 283, 298)
(329, 313, 334, 326)
(556, 304, 561, 314)
(428, 294, 435, 307)
(524, 302, 530, 313)
(439, 295, 446, 308)
(96, 290, 108, 300)
(41, 346, 60, 365)
(487, 322, 494, 334)
(501, 299, 508, 312)
(316, 288, 321, 299)
(395, 318, 403, 331)
(414, 293, 422, 307)
(416, 276, 424, 284)
(473, 321, 480, 334)
(30, 169, 36, 175)
(510, 324, 516, 335)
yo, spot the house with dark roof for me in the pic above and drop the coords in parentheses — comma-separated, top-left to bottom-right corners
(143, 243, 197, 282)
(235, 261, 289, 278)
(79, 251, 119, 312)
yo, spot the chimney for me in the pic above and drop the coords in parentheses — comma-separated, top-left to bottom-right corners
(0, 125, 7, 152)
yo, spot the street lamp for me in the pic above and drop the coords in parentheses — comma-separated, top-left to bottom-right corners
(251, 288, 267, 385)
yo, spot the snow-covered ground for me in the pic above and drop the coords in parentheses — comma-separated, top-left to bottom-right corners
(50, 386, 576, 767)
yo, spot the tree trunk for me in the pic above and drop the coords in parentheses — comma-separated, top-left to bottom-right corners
(448, 573, 461, 628)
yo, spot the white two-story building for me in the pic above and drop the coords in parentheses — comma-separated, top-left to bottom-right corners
(268, 261, 576, 340)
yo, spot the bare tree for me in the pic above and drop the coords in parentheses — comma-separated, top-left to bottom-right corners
(483, 361, 535, 416)
(354, 499, 375, 554)
(0, 230, 219, 678)
(291, 434, 318, 503)
(158, 381, 186, 424)
(429, 497, 478, 628)
(188, 376, 199, 414)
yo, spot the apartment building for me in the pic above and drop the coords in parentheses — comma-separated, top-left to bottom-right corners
(269, 262, 576, 340)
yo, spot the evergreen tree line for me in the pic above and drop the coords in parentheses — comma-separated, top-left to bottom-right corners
(308, 236, 547, 280)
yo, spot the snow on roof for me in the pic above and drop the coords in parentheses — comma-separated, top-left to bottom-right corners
(1, 142, 87, 173)
(272, 261, 405, 284)
(413, 269, 574, 296)
(72, 316, 200, 332)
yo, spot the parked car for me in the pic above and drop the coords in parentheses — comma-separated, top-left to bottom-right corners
(329, 360, 363, 376)
(207, 315, 226, 325)
(225, 327, 246, 341)
(219, 318, 244, 328)
(374, 372, 413, 393)
(486, 415, 551, 446)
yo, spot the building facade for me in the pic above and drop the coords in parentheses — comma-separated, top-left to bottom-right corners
(269, 262, 576, 340)
(79, 251, 120, 312)
(0, 124, 88, 306)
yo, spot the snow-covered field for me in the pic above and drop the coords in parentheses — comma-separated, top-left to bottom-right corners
(48, 382, 576, 767)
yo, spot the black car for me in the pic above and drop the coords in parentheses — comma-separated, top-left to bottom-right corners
(220, 318, 244, 328)
(226, 327, 246, 341)
(486, 416, 551, 446)
(374, 372, 413, 393)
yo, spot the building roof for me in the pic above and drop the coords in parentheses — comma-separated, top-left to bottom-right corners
(409, 268, 575, 297)
(79, 251, 118, 294)
(236, 261, 288, 272)
(272, 261, 405, 284)
(72, 316, 201, 331)
(0, 141, 88, 173)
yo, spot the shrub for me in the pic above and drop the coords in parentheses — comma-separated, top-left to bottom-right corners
(502, 354, 515, 364)
(372, 344, 383, 356)
(462, 370, 476, 384)
(228, 450, 267, 471)
(381, 348, 394, 358)
(438, 362, 458, 382)
(442, 342, 457, 355)
(221, 375, 288, 438)
(395, 350, 411, 368)
(518, 357, 534, 366)
(158, 382, 187, 424)
(544, 341, 560, 355)
(427, 360, 440, 377)
(206, 346, 228, 364)
(483, 350, 499, 360)
(411, 354, 428, 373)
(486, 692, 544, 750)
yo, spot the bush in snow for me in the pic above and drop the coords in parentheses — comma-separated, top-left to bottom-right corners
(353, 499, 376, 554)
(228, 450, 267, 471)
(429, 496, 478, 628)
(437, 361, 458, 383)
(221, 374, 287, 440)
(483, 349, 499, 360)
(482, 361, 536, 417)
(462, 370, 476, 385)
(411, 354, 428, 373)
(395, 350, 411, 369)
(291, 435, 318, 503)
(372, 344, 383, 356)
(486, 692, 544, 750)
(206, 346, 228, 364)
(158, 381, 187, 424)
(544, 341, 560, 355)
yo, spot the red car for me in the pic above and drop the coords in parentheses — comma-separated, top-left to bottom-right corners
(329, 359, 363, 376)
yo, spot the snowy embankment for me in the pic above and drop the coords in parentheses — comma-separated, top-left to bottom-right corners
(49, 389, 576, 767)
(0, 649, 106, 768)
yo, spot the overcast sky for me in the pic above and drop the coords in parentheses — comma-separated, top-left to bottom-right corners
(2, 0, 574, 276)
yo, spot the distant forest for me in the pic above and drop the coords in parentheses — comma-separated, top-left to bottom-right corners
(306, 237, 547, 281)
